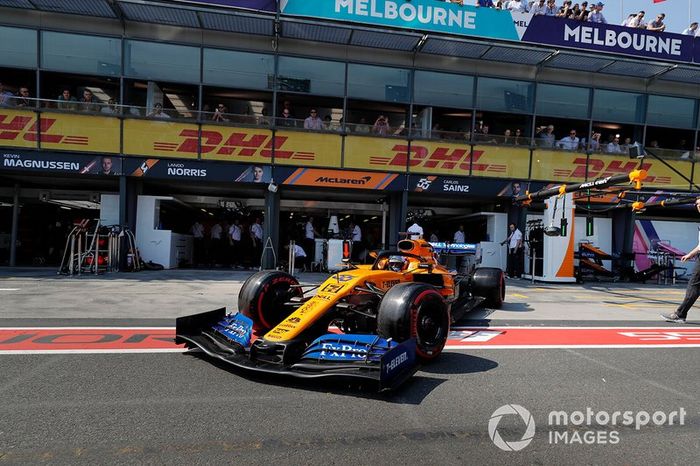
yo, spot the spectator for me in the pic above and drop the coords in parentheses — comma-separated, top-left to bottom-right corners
(148, 103, 170, 119)
(544, 0, 558, 16)
(304, 108, 323, 130)
(538, 125, 556, 148)
(503, 129, 513, 145)
(476, 0, 494, 6)
(621, 137, 632, 154)
(513, 128, 524, 145)
(647, 13, 666, 32)
(507, 0, 529, 13)
(372, 115, 391, 136)
(558, 129, 580, 151)
(557, 1, 573, 17)
(258, 107, 272, 127)
(621, 13, 636, 27)
(0, 81, 13, 107)
(56, 88, 77, 110)
(576, 1, 590, 20)
(100, 98, 119, 115)
(587, 2, 607, 24)
(323, 115, 333, 131)
(569, 3, 582, 20)
(626, 11, 646, 28)
(355, 117, 371, 134)
(682, 22, 698, 36)
(587, 132, 602, 152)
(79, 89, 99, 112)
(476, 124, 497, 143)
(606, 136, 623, 154)
(278, 108, 296, 128)
(212, 104, 229, 122)
(280, 100, 295, 118)
(530, 0, 546, 15)
(12, 86, 31, 108)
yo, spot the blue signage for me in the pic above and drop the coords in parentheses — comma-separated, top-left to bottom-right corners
(521, 16, 694, 64)
(280, 0, 520, 41)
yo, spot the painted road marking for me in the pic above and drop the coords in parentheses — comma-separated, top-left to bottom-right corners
(0, 288, 19, 291)
(1, 327, 700, 353)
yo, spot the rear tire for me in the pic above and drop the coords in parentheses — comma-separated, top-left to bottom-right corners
(238, 271, 302, 332)
(377, 283, 449, 362)
(471, 267, 505, 308)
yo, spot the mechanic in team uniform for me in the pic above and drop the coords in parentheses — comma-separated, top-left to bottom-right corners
(407, 221, 423, 240)
(662, 197, 700, 323)
(502, 223, 523, 278)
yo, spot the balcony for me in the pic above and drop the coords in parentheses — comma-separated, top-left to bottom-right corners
(0, 98, 695, 189)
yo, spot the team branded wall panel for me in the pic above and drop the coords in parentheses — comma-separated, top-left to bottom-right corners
(39, 112, 120, 154)
(1, 150, 122, 175)
(123, 119, 199, 159)
(273, 130, 342, 168)
(343, 135, 408, 172)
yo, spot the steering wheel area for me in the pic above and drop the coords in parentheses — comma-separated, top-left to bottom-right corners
(371, 251, 427, 271)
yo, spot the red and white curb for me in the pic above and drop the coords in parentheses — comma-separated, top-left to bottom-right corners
(0, 326, 699, 354)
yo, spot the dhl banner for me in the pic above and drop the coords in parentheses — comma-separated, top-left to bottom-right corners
(200, 124, 272, 163)
(344, 135, 407, 172)
(531, 150, 692, 188)
(123, 119, 199, 159)
(471, 145, 530, 179)
(274, 130, 342, 168)
(0, 110, 119, 153)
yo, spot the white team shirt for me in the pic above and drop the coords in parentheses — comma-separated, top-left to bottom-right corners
(407, 223, 423, 240)
(210, 223, 222, 240)
(454, 230, 465, 243)
(508, 228, 523, 251)
(352, 225, 362, 241)
(251, 223, 263, 240)
(294, 244, 306, 258)
(305, 221, 315, 240)
(229, 224, 241, 241)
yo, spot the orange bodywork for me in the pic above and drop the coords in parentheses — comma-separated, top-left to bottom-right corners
(264, 239, 456, 342)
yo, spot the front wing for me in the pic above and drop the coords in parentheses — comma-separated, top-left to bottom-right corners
(176, 308, 419, 391)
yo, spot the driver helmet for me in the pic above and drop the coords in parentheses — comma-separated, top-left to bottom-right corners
(388, 255, 407, 272)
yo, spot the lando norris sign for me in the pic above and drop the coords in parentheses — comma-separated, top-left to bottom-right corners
(280, 0, 521, 41)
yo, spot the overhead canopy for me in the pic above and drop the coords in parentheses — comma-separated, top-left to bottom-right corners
(1, 0, 699, 84)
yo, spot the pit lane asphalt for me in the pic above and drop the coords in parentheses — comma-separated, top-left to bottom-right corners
(0, 268, 699, 464)
(0, 349, 697, 464)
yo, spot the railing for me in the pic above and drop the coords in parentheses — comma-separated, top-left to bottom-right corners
(0, 97, 697, 187)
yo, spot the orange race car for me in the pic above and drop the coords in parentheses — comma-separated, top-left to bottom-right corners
(176, 238, 505, 391)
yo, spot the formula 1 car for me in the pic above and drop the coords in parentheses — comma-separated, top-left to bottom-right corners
(176, 238, 505, 391)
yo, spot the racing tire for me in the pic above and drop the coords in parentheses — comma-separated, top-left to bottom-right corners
(471, 267, 505, 309)
(377, 283, 450, 362)
(238, 271, 302, 332)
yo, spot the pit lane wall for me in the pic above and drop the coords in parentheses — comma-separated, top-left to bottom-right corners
(280, 0, 700, 64)
(1, 108, 696, 190)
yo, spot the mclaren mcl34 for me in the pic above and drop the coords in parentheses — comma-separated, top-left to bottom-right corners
(176, 238, 505, 391)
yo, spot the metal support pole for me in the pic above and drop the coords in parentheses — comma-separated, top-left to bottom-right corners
(381, 203, 387, 250)
(9, 183, 20, 267)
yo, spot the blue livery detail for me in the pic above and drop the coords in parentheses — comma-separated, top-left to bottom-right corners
(302, 334, 397, 362)
(212, 313, 253, 347)
(380, 339, 417, 383)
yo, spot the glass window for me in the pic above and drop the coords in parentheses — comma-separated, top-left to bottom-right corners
(414, 71, 473, 108)
(476, 77, 534, 113)
(0, 27, 37, 68)
(203, 49, 273, 90)
(347, 64, 410, 103)
(647, 95, 696, 129)
(277, 56, 345, 96)
(125, 40, 200, 83)
(592, 89, 646, 124)
(536, 83, 590, 119)
(41, 31, 120, 76)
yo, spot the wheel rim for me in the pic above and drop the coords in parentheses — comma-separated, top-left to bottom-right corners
(415, 294, 448, 349)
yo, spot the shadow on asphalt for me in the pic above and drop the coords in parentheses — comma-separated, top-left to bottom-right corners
(184, 350, 497, 405)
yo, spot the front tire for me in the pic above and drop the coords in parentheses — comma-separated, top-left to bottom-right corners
(471, 267, 505, 308)
(377, 283, 450, 362)
(238, 271, 302, 331)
